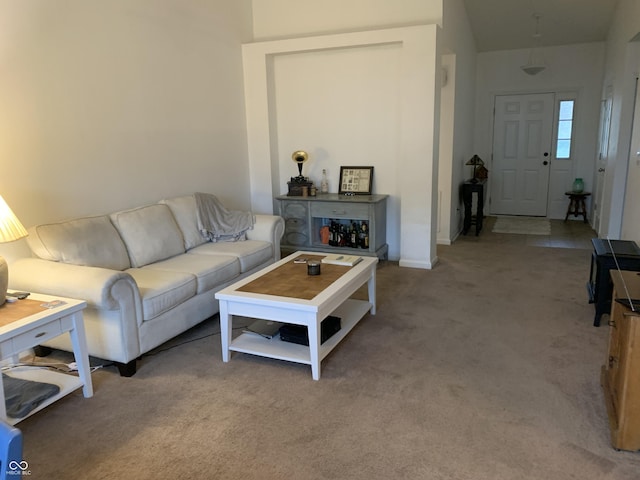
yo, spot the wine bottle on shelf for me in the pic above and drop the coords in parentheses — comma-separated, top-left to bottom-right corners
(333, 221, 340, 247)
(329, 221, 337, 246)
(350, 222, 358, 247)
(338, 224, 346, 247)
(360, 221, 369, 249)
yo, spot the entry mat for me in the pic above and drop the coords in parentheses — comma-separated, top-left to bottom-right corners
(492, 216, 551, 235)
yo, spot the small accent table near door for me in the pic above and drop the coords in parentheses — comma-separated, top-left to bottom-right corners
(564, 191, 590, 223)
(0, 293, 93, 424)
(462, 179, 486, 236)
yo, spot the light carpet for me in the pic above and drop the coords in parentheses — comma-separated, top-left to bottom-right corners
(492, 215, 551, 235)
(15, 241, 640, 479)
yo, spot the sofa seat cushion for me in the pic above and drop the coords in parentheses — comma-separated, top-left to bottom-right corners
(26, 215, 130, 271)
(125, 268, 196, 321)
(159, 195, 207, 251)
(144, 253, 240, 294)
(188, 240, 272, 273)
(111, 204, 186, 268)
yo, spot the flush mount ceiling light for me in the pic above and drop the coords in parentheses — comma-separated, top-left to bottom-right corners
(521, 13, 546, 75)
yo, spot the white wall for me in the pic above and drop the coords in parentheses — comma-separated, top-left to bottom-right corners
(248, 0, 446, 268)
(621, 48, 640, 240)
(474, 42, 605, 219)
(439, 0, 477, 242)
(0, 0, 253, 263)
(271, 42, 402, 201)
(602, 0, 640, 240)
(243, 26, 441, 268)
(438, 54, 456, 244)
(251, 0, 441, 40)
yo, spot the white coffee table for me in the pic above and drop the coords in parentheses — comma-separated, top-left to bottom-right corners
(215, 251, 377, 380)
(0, 293, 93, 424)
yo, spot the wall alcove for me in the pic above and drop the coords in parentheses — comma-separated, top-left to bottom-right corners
(242, 25, 441, 268)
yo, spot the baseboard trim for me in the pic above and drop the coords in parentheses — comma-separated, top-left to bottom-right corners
(399, 256, 438, 270)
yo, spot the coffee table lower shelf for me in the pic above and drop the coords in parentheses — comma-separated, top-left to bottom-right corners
(229, 299, 371, 366)
(4, 366, 85, 425)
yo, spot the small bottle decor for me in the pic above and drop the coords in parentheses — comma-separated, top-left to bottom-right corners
(572, 178, 584, 193)
(320, 169, 329, 193)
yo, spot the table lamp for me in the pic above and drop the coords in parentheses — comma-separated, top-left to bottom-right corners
(466, 154, 485, 184)
(0, 196, 28, 306)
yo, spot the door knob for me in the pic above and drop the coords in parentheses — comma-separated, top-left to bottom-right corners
(543, 160, 549, 165)
(598, 168, 605, 172)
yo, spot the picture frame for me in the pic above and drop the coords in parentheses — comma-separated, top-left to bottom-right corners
(338, 166, 374, 195)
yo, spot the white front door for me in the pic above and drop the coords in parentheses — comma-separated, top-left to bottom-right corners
(491, 93, 555, 216)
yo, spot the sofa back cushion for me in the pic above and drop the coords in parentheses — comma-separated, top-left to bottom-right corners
(159, 195, 207, 251)
(110, 204, 185, 268)
(26, 215, 131, 271)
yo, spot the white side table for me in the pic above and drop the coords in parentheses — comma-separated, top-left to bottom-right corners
(0, 293, 93, 424)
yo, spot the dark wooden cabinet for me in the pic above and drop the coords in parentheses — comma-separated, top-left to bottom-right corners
(601, 270, 640, 451)
(588, 239, 640, 326)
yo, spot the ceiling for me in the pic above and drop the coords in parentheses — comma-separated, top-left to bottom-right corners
(462, 0, 620, 52)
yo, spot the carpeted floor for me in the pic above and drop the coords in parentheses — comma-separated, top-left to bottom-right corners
(15, 236, 640, 479)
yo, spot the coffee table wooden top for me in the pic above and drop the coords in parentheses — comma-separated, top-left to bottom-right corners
(217, 251, 377, 306)
(0, 294, 86, 332)
(237, 254, 352, 300)
(0, 299, 48, 327)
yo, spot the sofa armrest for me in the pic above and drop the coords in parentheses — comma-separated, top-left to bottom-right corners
(8, 258, 140, 310)
(246, 215, 285, 260)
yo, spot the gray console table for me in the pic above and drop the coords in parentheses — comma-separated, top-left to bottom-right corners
(275, 194, 388, 259)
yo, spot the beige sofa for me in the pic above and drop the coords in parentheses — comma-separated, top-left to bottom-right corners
(9, 194, 284, 376)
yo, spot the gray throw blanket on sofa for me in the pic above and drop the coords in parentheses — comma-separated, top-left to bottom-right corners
(195, 192, 255, 243)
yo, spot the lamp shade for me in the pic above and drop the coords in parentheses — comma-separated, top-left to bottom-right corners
(0, 196, 27, 243)
(0, 196, 27, 306)
(466, 154, 484, 166)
